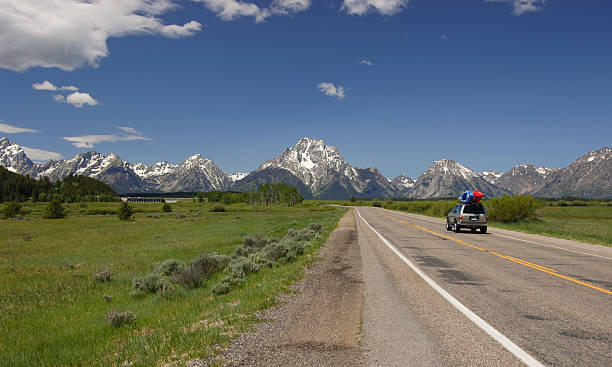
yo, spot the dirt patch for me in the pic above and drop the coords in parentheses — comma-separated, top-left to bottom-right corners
(212, 209, 364, 366)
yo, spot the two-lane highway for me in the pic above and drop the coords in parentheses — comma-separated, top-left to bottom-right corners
(355, 206, 611, 366)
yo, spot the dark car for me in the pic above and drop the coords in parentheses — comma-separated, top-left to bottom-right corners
(446, 203, 488, 233)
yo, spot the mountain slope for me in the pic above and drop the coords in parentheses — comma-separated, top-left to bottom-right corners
(0, 137, 35, 174)
(156, 154, 231, 192)
(494, 164, 557, 195)
(407, 159, 510, 199)
(532, 147, 612, 199)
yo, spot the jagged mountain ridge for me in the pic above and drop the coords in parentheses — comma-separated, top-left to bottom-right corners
(407, 159, 511, 199)
(234, 138, 398, 199)
(493, 164, 558, 195)
(0, 137, 230, 193)
(532, 147, 611, 199)
(1, 136, 610, 198)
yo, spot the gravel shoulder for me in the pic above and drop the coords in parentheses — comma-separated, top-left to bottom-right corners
(216, 209, 365, 366)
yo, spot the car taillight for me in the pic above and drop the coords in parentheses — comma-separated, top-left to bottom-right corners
(485, 215, 488, 221)
(459, 216, 463, 221)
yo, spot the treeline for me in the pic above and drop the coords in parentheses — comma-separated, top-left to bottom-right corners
(0, 167, 118, 203)
(199, 183, 304, 206)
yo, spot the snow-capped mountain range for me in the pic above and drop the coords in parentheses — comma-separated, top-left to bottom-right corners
(1, 136, 610, 199)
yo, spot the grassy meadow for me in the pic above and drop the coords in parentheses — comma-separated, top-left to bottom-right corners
(326, 199, 612, 247)
(0, 200, 345, 366)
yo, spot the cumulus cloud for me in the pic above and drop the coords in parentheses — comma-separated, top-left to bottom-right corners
(359, 60, 374, 66)
(63, 133, 153, 149)
(33, 80, 80, 92)
(193, 0, 310, 23)
(64, 92, 99, 108)
(22, 146, 63, 161)
(487, 0, 546, 15)
(52, 95, 65, 103)
(317, 82, 345, 100)
(32, 81, 58, 91)
(0, 122, 38, 134)
(341, 0, 409, 16)
(0, 0, 203, 72)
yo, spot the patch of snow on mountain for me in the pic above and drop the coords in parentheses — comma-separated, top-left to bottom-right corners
(229, 172, 248, 182)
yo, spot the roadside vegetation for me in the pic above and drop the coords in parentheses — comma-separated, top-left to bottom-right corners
(0, 199, 345, 366)
(329, 197, 612, 246)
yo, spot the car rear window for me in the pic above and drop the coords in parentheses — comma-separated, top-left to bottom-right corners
(463, 204, 485, 214)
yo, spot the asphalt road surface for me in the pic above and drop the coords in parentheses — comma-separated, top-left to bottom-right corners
(355, 206, 611, 367)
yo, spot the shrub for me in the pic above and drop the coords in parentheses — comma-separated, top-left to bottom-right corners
(3, 202, 22, 218)
(485, 195, 540, 223)
(212, 277, 232, 295)
(93, 267, 112, 282)
(243, 234, 274, 248)
(118, 202, 133, 220)
(107, 310, 136, 327)
(43, 200, 65, 219)
(372, 200, 382, 207)
(229, 256, 260, 279)
(308, 222, 322, 233)
(154, 259, 185, 276)
(132, 272, 165, 294)
(571, 201, 588, 207)
(189, 252, 229, 276)
(210, 205, 226, 212)
(173, 265, 204, 289)
(86, 208, 117, 215)
(162, 203, 172, 212)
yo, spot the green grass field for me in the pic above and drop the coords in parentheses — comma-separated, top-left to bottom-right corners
(0, 200, 345, 367)
(490, 205, 612, 247)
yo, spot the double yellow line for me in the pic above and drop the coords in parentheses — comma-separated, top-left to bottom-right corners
(381, 213, 612, 296)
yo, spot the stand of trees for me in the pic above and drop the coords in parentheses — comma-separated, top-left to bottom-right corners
(202, 183, 303, 206)
(0, 167, 118, 203)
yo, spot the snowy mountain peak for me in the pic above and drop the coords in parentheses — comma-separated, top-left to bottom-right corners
(581, 146, 611, 163)
(258, 137, 351, 190)
(429, 159, 479, 179)
(229, 172, 248, 182)
(392, 174, 414, 190)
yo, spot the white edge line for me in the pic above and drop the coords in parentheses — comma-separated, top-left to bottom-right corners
(356, 208, 545, 367)
(377, 208, 610, 261)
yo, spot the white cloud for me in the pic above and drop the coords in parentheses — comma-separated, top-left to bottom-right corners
(33, 80, 80, 92)
(341, 0, 409, 16)
(65, 92, 99, 108)
(117, 126, 143, 135)
(359, 60, 374, 66)
(440, 34, 448, 40)
(32, 81, 58, 91)
(22, 146, 63, 161)
(0, 122, 38, 134)
(0, 0, 203, 72)
(63, 134, 153, 149)
(317, 82, 345, 100)
(52, 95, 65, 103)
(193, 0, 310, 23)
(487, 0, 546, 15)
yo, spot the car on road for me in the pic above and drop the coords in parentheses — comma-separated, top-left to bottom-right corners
(446, 203, 488, 233)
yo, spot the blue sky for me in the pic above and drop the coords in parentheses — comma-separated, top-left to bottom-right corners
(0, 0, 610, 179)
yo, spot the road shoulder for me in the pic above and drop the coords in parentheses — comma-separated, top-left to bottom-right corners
(215, 208, 365, 366)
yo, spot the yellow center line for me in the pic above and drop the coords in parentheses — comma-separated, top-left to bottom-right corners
(379, 213, 612, 296)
